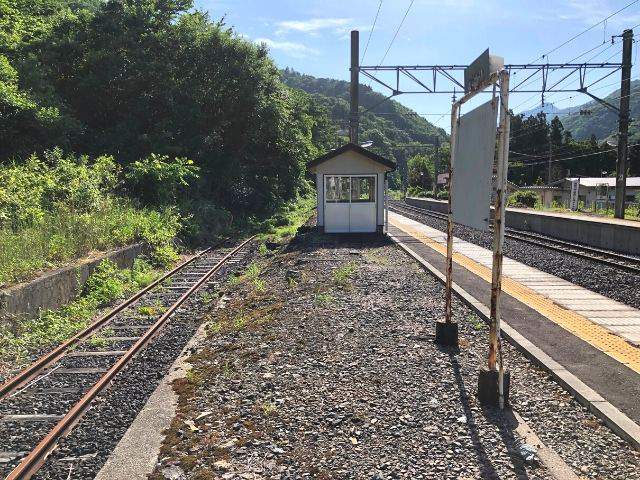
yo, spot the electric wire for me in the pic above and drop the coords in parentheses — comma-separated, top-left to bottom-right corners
(379, 0, 414, 65)
(522, 0, 639, 65)
(361, 0, 382, 64)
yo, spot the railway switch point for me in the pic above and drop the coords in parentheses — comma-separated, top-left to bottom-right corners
(435, 320, 459, 347)
(478, 368, 511, 407)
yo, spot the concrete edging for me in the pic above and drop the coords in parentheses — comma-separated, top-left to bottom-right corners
(0, 243, 146, 320)
(389, 232, 640, 451)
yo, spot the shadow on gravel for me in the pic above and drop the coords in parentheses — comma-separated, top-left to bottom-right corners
(284, 226, 394, 254)
(447, 349, 531, 480)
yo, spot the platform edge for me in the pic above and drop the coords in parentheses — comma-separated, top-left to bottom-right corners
(388, 232, 640, 452)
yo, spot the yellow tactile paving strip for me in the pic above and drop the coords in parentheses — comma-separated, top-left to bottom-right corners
(391, 217, 640, 374)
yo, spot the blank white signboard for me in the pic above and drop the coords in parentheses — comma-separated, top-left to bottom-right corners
(451, 100, 498, 231)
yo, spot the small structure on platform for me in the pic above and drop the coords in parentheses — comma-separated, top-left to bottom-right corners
(309, 143, 395, 233)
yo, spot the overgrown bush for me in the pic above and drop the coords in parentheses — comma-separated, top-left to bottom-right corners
(508, 190, 539, 208)
(407, 186, 428, 198)
(437, 190, 449, 200)
(0, 149, 120, 230)
(0, 150, 182, 286)
(125, 154, 199, 206)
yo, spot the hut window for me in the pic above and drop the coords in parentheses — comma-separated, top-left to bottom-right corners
(351, 176, 375, 202)
(325, 176, 350, 203)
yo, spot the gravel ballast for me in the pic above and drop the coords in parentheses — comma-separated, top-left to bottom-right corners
(0, 243, 255, 479)
(390, 201, 640, 310)
(150, 229, 640, 480)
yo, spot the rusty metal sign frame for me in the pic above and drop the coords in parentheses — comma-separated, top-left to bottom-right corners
(445, 67, 511, 409)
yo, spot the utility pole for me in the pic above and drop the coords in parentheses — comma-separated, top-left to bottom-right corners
(350, 30, 360, 144)
(434, 137, 441, 194)
(615, 28, 633, 219)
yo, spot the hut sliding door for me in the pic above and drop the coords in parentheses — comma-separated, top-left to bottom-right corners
(324, 176, 350, 233)
(324, 175, 376, 233)
(349, 176, 376, 232)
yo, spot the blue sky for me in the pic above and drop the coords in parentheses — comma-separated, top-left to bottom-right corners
(193, 0, 640, 132)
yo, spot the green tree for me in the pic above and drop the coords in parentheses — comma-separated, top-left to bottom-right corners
(407, 154, 434, 192)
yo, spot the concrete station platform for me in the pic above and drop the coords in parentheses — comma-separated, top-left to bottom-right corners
(388, 212, 640, 441)
(405, 197, 640, 255)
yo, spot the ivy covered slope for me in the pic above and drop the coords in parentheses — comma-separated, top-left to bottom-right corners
(281, 69, 448, 186)
(554, 80, 640, 143)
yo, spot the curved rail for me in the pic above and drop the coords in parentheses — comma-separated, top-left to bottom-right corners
(389, 201, 640, 274)
(3, 236, 254, 480)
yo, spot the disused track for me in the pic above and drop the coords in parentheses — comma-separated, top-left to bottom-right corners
(389, 200, 640, 274)
(0, 237, 254, 479)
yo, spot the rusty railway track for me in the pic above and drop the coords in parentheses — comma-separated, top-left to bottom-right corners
(0, 236, 254, 479)
(389, 200, 640, 274)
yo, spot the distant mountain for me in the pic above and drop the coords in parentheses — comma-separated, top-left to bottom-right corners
(520, 103, 575, 117)
(281, 68, 448, 186)
(520, 80, 640, 143)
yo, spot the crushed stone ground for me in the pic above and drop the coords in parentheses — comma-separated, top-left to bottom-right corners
(151, 228, 640, 480)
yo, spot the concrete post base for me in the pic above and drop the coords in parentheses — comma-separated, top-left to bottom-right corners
(477, 368, 511, 407)
(435, 321, 458, 347)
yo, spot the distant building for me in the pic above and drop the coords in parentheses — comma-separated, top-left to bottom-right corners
(520, 177, 640, 209)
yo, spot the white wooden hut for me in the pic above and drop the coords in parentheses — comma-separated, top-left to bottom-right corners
(308, 143, 396, 233)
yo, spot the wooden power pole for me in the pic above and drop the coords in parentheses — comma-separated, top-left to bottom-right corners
(350, 30, 360, 144)
(615, 29, 633, 219)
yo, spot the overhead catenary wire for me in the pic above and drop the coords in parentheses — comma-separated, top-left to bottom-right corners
(509, 143, 639, 168)
(361, 0, 382, 64)
(379, 0, 414, 65)
(521, 0, 639, 66)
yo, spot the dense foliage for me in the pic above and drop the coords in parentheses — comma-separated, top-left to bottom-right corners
(508, 111, 639, 185)
(0, 150, 180, 285)
(508, 190, 539, 208)
(1, 0, 329, 215)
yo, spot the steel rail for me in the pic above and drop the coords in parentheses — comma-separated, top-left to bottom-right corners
(0, 239, 227, 401)
(389, 201, 640, 274)
(5, 235, 254, 480)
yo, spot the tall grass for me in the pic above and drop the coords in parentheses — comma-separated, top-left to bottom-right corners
(0, 199, 179, 286)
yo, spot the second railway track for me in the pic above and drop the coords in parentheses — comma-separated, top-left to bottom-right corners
(0, 236, 255, 479)
(389, 200, 640, 274)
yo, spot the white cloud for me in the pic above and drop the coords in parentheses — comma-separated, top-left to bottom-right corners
(255, 38, 320, 58)
(275, 18, 351, 35)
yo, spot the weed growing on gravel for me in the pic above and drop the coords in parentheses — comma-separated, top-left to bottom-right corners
(88, 327, 115, 347)
(470, 316, 484, 330)
(258, 243, 269, 256)
(313, 292, 334, 306)
(0, 259, 163, 363)
(333, 262, 357, 287)
(261, 401, 277, 416)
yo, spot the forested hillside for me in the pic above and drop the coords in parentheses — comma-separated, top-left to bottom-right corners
(522, 80, 640, 143)
(559, 80, 640, 143)
(281, 69, 448, 187)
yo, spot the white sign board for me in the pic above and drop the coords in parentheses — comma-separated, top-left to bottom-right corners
(569, 179, 580, 211)
(437, 173, 449, 185)
(451, 100, 498, 231)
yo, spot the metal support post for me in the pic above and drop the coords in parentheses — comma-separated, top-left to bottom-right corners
(350, 30, 360, 144)
(384, 176, 389, 234)
(488, 70, 511, 409)
(615, 29, 633, 219)
(444, 106, 459, 325)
